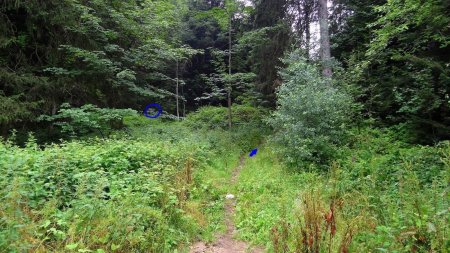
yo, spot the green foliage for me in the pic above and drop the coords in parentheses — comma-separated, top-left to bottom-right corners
(195, 0, 239, 30)
(0, 0, 195, 135)
(336, 128, 450, 252)
(183, 105, 266, 130)
(268, 52, 354, 165)
(196, 7, 230, 30)
(1, 0, 449, 251)
(196, 45, 257, 107)
(237, 23, 291, 106)
(235, 147, 310, 248)
(0, 119, 254, 252)
(334, 0, 450, 143)
(183, 105, 270, 152)
(38, 104, 135, 137)
(234, 128, 449, 252)
(367, 0, 450, 56)
(0, 94, 36, 125)
(0, 69, 45, 126)
(0, 138, 195, 251)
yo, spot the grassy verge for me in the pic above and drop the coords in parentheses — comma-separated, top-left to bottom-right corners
(234, 128, 449, 252)
(234, 146, 318, 250)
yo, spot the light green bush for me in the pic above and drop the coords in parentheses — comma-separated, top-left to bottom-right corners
(268, 52, 354, 165)
(38, 103, 136, 138)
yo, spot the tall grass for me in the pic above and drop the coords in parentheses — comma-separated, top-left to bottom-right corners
(234, 128, 449, 252)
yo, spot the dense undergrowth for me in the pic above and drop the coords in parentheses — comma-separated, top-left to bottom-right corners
(1, 104, 448, 253)
(0, 106, 266, 253)
(235, 128, 449, 252)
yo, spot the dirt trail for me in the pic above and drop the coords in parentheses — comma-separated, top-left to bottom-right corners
(190, 157, 264, 253)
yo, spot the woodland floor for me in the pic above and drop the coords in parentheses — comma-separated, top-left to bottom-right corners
(190, 157, 264, 253)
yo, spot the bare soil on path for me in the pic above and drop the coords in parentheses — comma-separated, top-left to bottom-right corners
(190, 157, 264, 253)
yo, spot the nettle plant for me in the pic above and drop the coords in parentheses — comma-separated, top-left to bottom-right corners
(268, 51, 354, 166)
(39, 103, 135, 137)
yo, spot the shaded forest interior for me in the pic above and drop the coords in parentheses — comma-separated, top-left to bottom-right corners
(1, 0, 449, 143)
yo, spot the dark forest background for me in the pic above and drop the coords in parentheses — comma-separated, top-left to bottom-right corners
(1, 0, 449, 143)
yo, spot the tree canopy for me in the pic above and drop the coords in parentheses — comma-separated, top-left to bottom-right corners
(1, 0, 449, 142)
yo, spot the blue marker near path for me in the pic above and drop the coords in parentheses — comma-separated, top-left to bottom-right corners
(249, 148, 258, 157)
(143, 103, 162, 119)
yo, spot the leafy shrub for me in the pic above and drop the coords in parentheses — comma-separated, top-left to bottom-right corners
(0, 123, 244, 252)
(268, 52, 354, 165)
(234, 129, 449, 252)
(38, 103, 136, 137)
(183, 105, 270, 153)
(334, 128, 450, 252)
(183, 105, 266, 130)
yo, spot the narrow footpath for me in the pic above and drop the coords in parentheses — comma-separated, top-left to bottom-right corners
(190, 157, 264, 253)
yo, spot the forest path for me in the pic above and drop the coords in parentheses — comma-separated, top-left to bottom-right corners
(190, 157, 264, 253)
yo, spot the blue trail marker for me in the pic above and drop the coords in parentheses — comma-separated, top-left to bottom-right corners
(143, 103, 162, 118)
(249, 148, 258, 157)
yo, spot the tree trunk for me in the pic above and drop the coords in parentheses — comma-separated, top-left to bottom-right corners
(305, 13, 311, 58)
(182, 80, 186, 118)
(295, 1, 304, 48)
(304, 0, 314, 58)
(318, 0, 332, 77)
(1, 123, 8, 140)
(176, 58, 180, 120)
(227, 15, 232, 129)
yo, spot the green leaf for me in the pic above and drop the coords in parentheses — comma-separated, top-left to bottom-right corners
(111, 244, 121, 251)
(65, 243, 78, 250)
(78, 249, 92, 253)
(42, 220, 51, 228)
